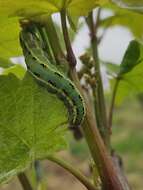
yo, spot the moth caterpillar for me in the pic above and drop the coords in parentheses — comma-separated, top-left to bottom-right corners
(19, 24, 85, 128)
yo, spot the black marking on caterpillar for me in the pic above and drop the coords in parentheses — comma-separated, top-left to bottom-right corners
(48, 79, 57, 88)
(32, 56, 37, 61)
(69, 83, 75, 89)
(54, 72, 63, 78)
(40, 63, 47, 68)
(33, 72, 41, 78)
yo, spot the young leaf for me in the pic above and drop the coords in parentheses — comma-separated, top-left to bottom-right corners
(119, 40, 141, 75)
(102, 61, 120, 75)
(0, 58, 14, 68)
(111, 61, 143, 105)
(112, 0, 143, 12)
(109, 40, 143, 105)
(2, 64, 26, 79)
(0, 73, 68, 184)
(101, 4, 143, 38)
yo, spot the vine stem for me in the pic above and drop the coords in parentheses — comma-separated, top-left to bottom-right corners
(108, 78, 120, 130)
(86, 11, 110, 147)
(71, 70, 124, 190)
(47, 155, 97, 190)
(60, 9, 124, 190)
(60, 9, 77, 68)
(18, 172, 33, 190)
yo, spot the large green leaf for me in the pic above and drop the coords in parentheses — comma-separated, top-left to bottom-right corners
(0, 1, 59, 18)
(0, 0, 108, 18)
(0, 16, 21, 59)
(0, 72, 68, 183)
(68, 0, 108, 16)
(0, 0, 108, 63)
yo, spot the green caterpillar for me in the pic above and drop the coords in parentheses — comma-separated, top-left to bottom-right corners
(19, 24, 85, 128)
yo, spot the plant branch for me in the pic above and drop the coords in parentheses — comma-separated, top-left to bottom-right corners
(86, 11, 109, 147)
(60, 9, 77, 68)
(108, 78, 120, 130)
(60, 8, 124, 190)
(47, 155, 97, 190)
(92, 86, 104, 136)
(70, 69, 124, 190)
(18, 172, 33, 190)
(34, 160, 43, 183)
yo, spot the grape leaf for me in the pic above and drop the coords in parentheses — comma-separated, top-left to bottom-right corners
(0, 72, 68, 184)
(0, 0, 108, 18)
(0, 16, 21, 59)
(0, 0, 109, 63)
